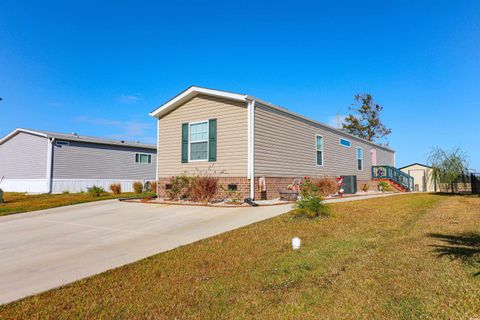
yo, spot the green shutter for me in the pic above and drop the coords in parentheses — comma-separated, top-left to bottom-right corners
(208, 119, 217, 162)
(181, 123, 189, 163)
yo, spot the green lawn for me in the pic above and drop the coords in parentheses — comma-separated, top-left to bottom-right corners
(0, 192, 140, 216)
(1, 194, 479, 319)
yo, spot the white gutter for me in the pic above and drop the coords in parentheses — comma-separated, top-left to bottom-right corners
(247, 98, 256, 199)
(0, 128, 47, 145)
(45, 137, 55, 194)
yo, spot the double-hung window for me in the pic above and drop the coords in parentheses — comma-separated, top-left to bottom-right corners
(135, 153, 152, 164)
(357, 147, 363, 170)
(189, 121, 209, 161)
(316, 135, 324, 166)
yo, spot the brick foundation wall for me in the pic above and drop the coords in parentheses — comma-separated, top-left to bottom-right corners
(157, 176, 378, 201)
(358, 179, 378, 192)
(156, 177, 251, 200)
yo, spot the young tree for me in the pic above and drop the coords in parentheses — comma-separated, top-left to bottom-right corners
(428, 147, 469, 193)
(342, 94, 391, 143)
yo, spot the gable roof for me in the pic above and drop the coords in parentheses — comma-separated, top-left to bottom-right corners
(399, 163, 432, 170)
(150, 86, 394, 152)
(0, 128, 156, 150)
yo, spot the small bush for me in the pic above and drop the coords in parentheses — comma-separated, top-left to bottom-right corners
(109, 183, 122, 195)
(150, 181, 158, 194)
(143, 181, 152, 192)
(361, 183, 370, 192)
(378, 181, 393, 192)
(62, 190, 70, 194)
(316, 177, 338, 196)
(132, 181, 143, 194)
(87, 185, 106, 197)
(293, 196, 330, 218)
(191, 176, 219, 203)
(167, 174, 193, 200)
(299, 177, 319, 198)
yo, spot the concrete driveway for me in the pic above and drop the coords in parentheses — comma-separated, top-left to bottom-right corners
(0, 200, 292, 305)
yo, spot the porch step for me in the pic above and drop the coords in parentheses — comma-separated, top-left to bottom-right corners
(371, 166, 414, 192)
(373, 178, 409, 192)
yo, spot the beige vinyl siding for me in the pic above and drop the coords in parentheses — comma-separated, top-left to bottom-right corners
(157, 94, 248, 177)
(254, 103, 394, 180)
(0, 132, 48, 179)
(376, 148, 395, 167)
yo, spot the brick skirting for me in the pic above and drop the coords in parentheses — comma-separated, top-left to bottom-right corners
(157, 176, 379, 201)
(156, 177, 251, 200)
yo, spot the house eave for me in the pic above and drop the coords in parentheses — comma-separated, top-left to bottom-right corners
(149, 86, 248, 118)
(0, 128, 48, 145)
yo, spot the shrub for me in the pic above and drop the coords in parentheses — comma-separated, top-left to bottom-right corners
(150, 181, 158, 194)
(361, 183, 370, 192)
(143, 181, 151, 192)
(87, 185, 106, 197)
(62, 190, 70, 194)
(316, 177, 338, 196)
(293, 195, 330, 218)
(190, 176, 219, 203)
(299, 177, 319, 198)
(378, 181, 393, 192)
(132, 181, 144, 194)
(167, 174, 193, 200)
(109, 183, 122, 195)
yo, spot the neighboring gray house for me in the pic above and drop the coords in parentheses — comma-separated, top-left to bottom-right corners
(150, 86, 404, 200)
(0, 128, 157, 193)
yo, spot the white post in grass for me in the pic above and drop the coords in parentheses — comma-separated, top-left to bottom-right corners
(292, 237, 301, 250)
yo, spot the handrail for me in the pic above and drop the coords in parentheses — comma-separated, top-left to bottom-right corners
(372, 166, 415, 191)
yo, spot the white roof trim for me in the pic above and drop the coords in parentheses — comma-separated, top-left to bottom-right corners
(0, 128, 48, 145)
(149, 86, 248, 118)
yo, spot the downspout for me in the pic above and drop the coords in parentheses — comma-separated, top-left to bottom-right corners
(46, 137, 55, 194)
(155, 119, 159, 187)
(247, 98, 256, 200)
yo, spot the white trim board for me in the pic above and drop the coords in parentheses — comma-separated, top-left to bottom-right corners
(0, 128, 48, 145)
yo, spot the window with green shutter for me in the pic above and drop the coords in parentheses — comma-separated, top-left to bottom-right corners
(182, 119, 217, 163)
(135, 153, 152, 164)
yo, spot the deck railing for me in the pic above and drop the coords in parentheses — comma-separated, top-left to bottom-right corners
(371, 166, 414, 191)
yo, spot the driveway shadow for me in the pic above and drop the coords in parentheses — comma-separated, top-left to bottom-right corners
(428, 232, 480, 276)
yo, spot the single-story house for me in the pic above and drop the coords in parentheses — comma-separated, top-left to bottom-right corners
(400, 163, 435, 192)
(0, 128, 157, 193)
(150, 86, 407, 200)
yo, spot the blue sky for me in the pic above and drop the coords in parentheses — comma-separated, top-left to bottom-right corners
(1, 1, 479, 169)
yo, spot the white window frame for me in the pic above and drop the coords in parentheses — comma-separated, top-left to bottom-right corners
(315, 134, 324, 167)
(357, 147, 363, 171)
(339, 138, 351, 148)
(188, 120, 209, 162)
(135, 153, 152, 164)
